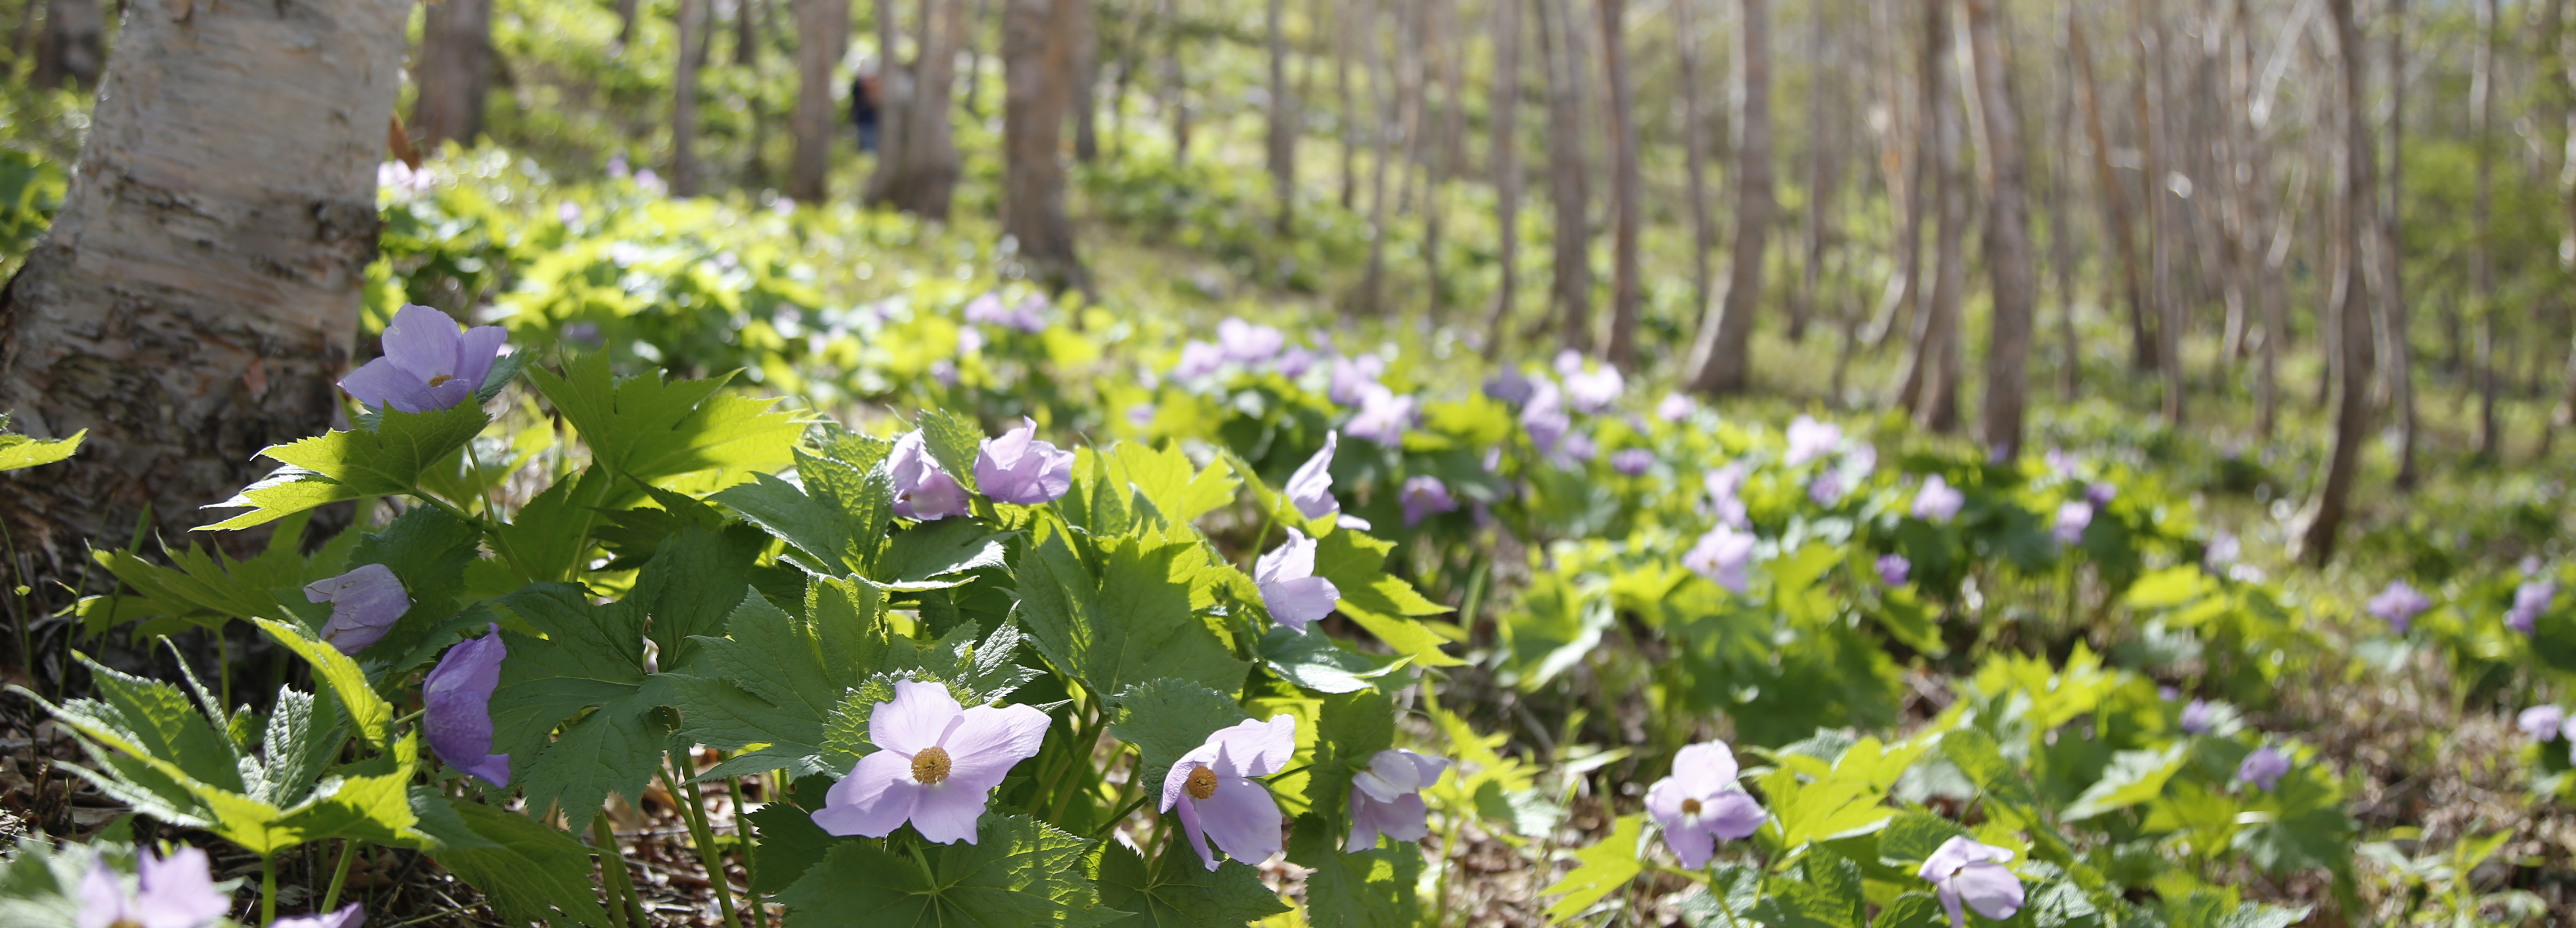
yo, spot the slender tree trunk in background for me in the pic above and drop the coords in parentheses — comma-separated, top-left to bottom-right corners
(871, 0, 962, 217)
(414, 0, 496, 149)
(789, 0, 849, 202)
(673, 0, 709, 196)
(1070, 0, 1097, 161)
(619, 0, 642, 50)
(1537, 0, 1592, 353)
(1003, 0, 1082, 289)
(738, 0, 764, 66)
(1423, 0, 1458, 321)
(2475, 0, 2501, 457)
(2049, 4, 2080, 400)
(1686, 0, 1771, 395)
(0, 0, 409, 560)
(1161, 0, 1189, 166)
(1480, 0, 1524, 358)
(964, 0, 989, 117)
(2303, 0, 2377, 566)
(2131, 0, 2182, 424)
(1907, 9, 1966, 433)
(1266, 0, 1295, 233)
(1868, 1, 1924, 349)
(1891, 0, 1950, 413)
(2383, 0, 2417, 487)
(1789, 0, 1834, 346)
(1676, 0, 1716, 358)
(2556, 0, 2576, 435)
(2069, 15, 2151, 377)
(31, 0, 100, 89)
(878, 0, 911, 179)
(1359, 0, 1392, 316)
(2238, 0, 2291, 439)
(741, 0, 775, 184)
(12, 0, 37, 67)
(1598, 0, 1640, 370)
(1335, 0, 1356, 209)
(1966, 0, 2034, 459)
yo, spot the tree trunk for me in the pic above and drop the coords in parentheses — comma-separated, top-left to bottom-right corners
(1335, 0, 1356, 209)
(1070, 0, 1097, 161)
(674, 0, 709, 196)
(0, 0, 410, 561)
(869, 0, 962, 216)
(1675, 0, 1716, 361)
(1866, 0, 1925, 350)
(738, 0, 764, 66)
(413, 0, 496, 150)
(1266, 0, 1295, 233)
(2301, 0, 2377, 566)
(2048, 2, 2080, 400)
(1598, 0, 1640, 370)
(1789, 0, 1835, 346)
(32, 0, 102, 90)
(1684, 0, 1771, 395)
(963, 0, 988, 117)
(2383, 0, 2417, 487)
(1161, 0, 1189, 166)
(2474, 0, 2500, 457)
(1359, 0, 1392, 315)
(618, 0, 642, 50)
(2131, 0, 2182, 424)
(1479, 0, 1524, 358)
(1003, 0, 1082, 289)
(1423, 0, 1460, 321)
(1965, 0, 2034, 459)
(789, 0, 849, 202)
(877, 0, 910, 177)
(1890, 0, 1954, 417)
(1536, 0, 1591, 353)
(2068, 13, 2152, 378)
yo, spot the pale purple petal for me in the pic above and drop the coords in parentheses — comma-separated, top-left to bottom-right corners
(1173, 341, 1225, 379)
(2518, 706, 2565, 741)
(1190, 715, 1298, 779)
(904, 782, 993, 844)
(336, 359, 439, 413)
(1656, 393, 1695, 421)
(1259, 576, 1339, 633)
(1918, 836, 2013, 882)
(1671, 741, 1739, 787)
(889, 431, 971, 520)
(1361, 792, 1430, 843)
(936, 703, 1051, 790)
(1563, 366, 1625, 414)
(1345, 387, 1415, 447)
(870, 680, 964, 754)
(77, 861, 128, 928)
(2180, 699, 2215, 735)
(1175, 790, 1218, 870)
(1952, 861, 2026, 921)
(2053, 502, 2094, 545)
(1191, 775, 1284, 868)
(1699, 791, 1765, 840)
(1345, 796, 1387, 851)
(1401, 476, 1458, 528)
(812, 751, 920, 837)
(1683, 526, 1757, 593)
(1218, 319, 1286, 364)
(450, 326, 508, 395)
(1254, 528, 1319, 586)
(1877, 554, 1911, 587)
(306, 563, 411, 656)
(2237, 746, 2290, 791)
(380, 305, 465, 384)
(1912, 475, 1964, 522)
(1286, 434, 1343, 521)
(1784, 416, 1842, 467)
(1521, 380, 1570, 453)
(1610, 448, 1654, 477)
(423, 625, 510, 787)
(134, 847, 229, 928)
(1328, 354, 1385, 405)
(2367, 580, 2431, 630)
(974, 418, 1075, 504)
(266, 905, 367, 928)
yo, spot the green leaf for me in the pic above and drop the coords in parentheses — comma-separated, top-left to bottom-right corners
(1308, 530, 1462, 668)
(1750, 852, 1864, 928)
(1108, 679, 1249, 787)
(251, 618, 393, 750)
(1539, 813, 1644, 922)
(715, 473, 860, 574)
(876, 519, 1013, 584)
(1101, 443, 1239, 528)
(1875, 810, 1971, 870)
(745, 801, 837, 895)
(0, 427, 81, 471)
(1942, 728, 2043, 829)
(1259, 627, 1408, 694)
(2063, 745, 2187, 821)
(1094, 840, 1288, 927)
(626, 524, 769, 672)
(341, 506, 486, 666)
(489, 583, 669, 830)
(202, 401, 490, 531)
(916, 409, 988, 493)
(530, 352, 802, 488)
(1290, 815, 1419, 928)
(1011, 534, 1249, 699)
(668, 590, 861, 779)
(434, 799, 616, 928)
(774, 815, 1116, 927)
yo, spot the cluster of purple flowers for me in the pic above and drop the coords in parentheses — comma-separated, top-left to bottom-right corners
(2367, 580, 2432, 634)
(79, 845, 364, 928)
(962, 291, 1050, 334)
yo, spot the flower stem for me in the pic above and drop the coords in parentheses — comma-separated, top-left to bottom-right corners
(322, 839, 358, 912)
(664, 753, 745, 928)
(260, 855, 278, 926)
(724, 765, 770, 928)
(591, 815, 647, 928)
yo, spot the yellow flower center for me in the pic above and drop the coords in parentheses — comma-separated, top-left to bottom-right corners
(426, 373, 455, 387)
(1682, 798, 1703, 816)
(1185, 766, 1219, 800)
(911, 746, 952, 785)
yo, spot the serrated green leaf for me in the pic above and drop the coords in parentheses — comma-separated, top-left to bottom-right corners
(1259, 627, 1408, 694)
(626, 524, 768, 671)
(1290, 814, 1419, 928)
(339, 506, 485, 664)
(203, 401, 490, 531)
(251, 618, 393, 750)
(1102, 443, 1239, 528)
(1094, 839, 1288, 927)
(489, 583, 670, 830)
(531, 353, 802, 488)
(775, 815, 1115, 927)
(434, 799, 616, 928)
(0, 427, 81, 471)
(1011, 534, 1249, 699)
(1875, 810, 1972, 870)
(669, 590, 858, 779)
(2063, 745, 2187, 821)
(1943, 728, 2044, 829)
(916, 409, 988, 493)
(746, 801, 837, 895)
(1109, 679, 1249, 787)
(876, 519, 1013, 583)
(1308, 530, 1462, 668)
(1539, 813, 1645, 921)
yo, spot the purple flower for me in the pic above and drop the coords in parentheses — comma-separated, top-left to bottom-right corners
(1643, 741, 1766, 869)
(974, 417, 1075, 504)
(1483, 370, 1535, 406)
(1400, 476, 1458, 528)
(2518, 706, 2566, 741)
(1912, 475, 1964, 523)
(424, 625, 511, 788)
(1562, 366, 1625, 415)
(557, 201, 583, 225)
(1345, 386, 1415, 447)
(1285, 432, 1348, 523)
(1328, 354, 1385, 405)
(955, 326, 987, 356)
(304, 563, 411, 656)
(2204, 532, 2241, 570)
(607, 152, 631, 178)
(1217, 319, 1286, 365)
(1809, 470, 1847, 506)
(338, 305, 507, 413)
(1610, 448, 1654, 477)
(1172, 341, 1225, 379)
(267, 906, 367, 928)
(1555, 431, 1598, 464)
(1346, 749, 1449, 851)
(1255, 528, 1340, 633)
(1843, 442, 1878, 476)
(2180, 699, 2215, 735)
(1877, 554, 1911, 587)
(1127, 404, 1156, 428)
(1276, 347, 1320, 378)
(2053, 502, 2094, 546)
(1784, 416, 1842, 467)
(889, 430, 970, 520)
(2508, 579, 2558, 634)
(1657, 392, 1696, 422)
(76, 847, 231, 928)
(811, 680, 1051, 844)
(2367, 580, 2432, 634)
(1006, 294, 1050, 332)
(2237, 746, 2290, 791)
(2085, 482, 2118, 507)
(1521, 379, 1571, 454)
(1162, 715, 1298, 871)
(1703, 464, 1751, 528)
(2044, 448, 2078, 477)
(928, 359, 960, 387)
(1683, 525, 1757, 593)
(962, 292, 1011, 327)
(1917, 837, 2025, 928)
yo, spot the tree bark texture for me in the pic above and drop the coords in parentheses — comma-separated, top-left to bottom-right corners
(1479, 0, 1524, 358)
(1161, 0, 1189, 166)
(2131, 0, 2183, 424)
(33, 0, 102, 90)
(1537, 0, 1591, 353)
(2474, 0, 2501, 456)
(1597, 0, 1640, 370)
(414, 0, 496, 150)
(1358, 0, 1392, 316)
(1675, 0, 1715, 358)
(869, 0, 963, 217)
(789, 0, 850, 203)
(1790, 0, 1835, 345)
(1266, 0, 1295, 233)
(1965, 0, 2035, 459)
(1686, 0, 1771, 395)
(1003, 0, 1082, 289)
(2382, 0, 2417, 486)
(2068, 13, 2152, 376)
(2302, 0, 2377, 565)
(0, 0, 412, 561)
(1891, 0, 1958, 420)
(673, 0, 709, 196)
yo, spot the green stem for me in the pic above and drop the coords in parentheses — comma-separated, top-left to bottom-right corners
(591, 815, 647, 928)
(1430, 814, 1467, 928)
(390, 708, 424, 731)
(725, 768, 770, 928)
(665, 753, 745, 928)
(260, 855, 278, 926)
(322, 839, 358, 912)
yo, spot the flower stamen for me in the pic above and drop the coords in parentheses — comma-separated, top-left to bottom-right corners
(911, 746, 953, 785)
(1681, 797, 1703, 816)
(426, 373, 455, 387)
(1185, 765, 1219, 800)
